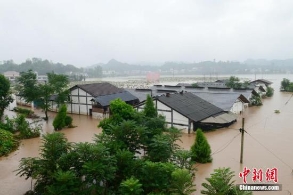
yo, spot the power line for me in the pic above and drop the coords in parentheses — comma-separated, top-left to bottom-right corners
(212, 132, 241, 155)
(246, 131, 293, 172)
(195, 132, 241, 168)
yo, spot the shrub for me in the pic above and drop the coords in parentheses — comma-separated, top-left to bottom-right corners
(14, 115, 41, 139)
(191, 129, 212, 163)
(249, 94, 262, 106)
(65, 116, 73, 127)
(0, 116, 15, 133)
(14, 107, 34, 116)
(53, 105, 67, 130)
(0, 129, 19, 156)
(266, 86, 274, 97)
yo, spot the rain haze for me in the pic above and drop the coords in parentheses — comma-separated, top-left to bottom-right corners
(1, 0, 293, 67)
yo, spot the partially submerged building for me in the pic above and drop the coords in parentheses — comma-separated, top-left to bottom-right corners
(67, 83, 139, 119)
(137, 92, 237, 133)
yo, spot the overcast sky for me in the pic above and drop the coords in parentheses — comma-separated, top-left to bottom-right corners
(1, 0, 293, 67)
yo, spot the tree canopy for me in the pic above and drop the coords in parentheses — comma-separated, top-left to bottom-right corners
(16, 70, 69, 120)
(17, 97, 196, 194)
(281, 78, 293, 92)
(0, 74, 13, 120)
(201, 167, 252, 195)
(191, 128, 212, 163)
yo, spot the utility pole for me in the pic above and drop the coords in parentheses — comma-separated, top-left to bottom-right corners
(240, 118, 245, 164)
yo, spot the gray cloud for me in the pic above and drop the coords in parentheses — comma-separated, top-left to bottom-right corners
(1, 0, 293, 67)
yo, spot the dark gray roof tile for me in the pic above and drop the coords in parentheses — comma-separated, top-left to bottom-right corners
(157, 92, 223, 122)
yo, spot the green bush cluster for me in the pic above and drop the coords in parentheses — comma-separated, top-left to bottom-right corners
(0, 129, 19, 156)
(53, 105, 74, 130)
(13, 107, 34, 116)
(14, 115, 41, 139)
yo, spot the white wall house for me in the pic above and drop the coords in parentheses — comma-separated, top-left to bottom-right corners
(67, 86, 94, 116)
(66, 82, 139, 119)
(138, 92, 237, 133)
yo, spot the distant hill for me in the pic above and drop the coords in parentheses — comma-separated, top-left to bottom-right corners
(2, 58, 293, 78)
(91, 58, 293, 75)
(0, 58, 81, 75)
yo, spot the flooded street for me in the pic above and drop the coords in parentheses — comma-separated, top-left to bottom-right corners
(1, 74, 293, 194)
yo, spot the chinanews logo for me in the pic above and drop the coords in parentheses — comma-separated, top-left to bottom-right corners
(236, 167, 282, 191)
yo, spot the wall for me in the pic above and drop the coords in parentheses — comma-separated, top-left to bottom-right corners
(230, 100, 244, 114)
(138, 99, 193, 133)
(68, 87, 93, 115)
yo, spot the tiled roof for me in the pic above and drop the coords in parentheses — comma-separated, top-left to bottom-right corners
(93, 91, 139, 107)
(157, 92, 224, 122)
(194, 92, 249, 111)
(250, 79, 273, 85)
(71, 82, 124, 97)
(125, 88, 152, 102)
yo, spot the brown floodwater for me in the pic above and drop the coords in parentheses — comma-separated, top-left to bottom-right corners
(1, 75, 293, 195)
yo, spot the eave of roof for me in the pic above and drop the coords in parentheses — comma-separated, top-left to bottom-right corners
(92, 91, 139, 107)
(70, 82, 124, 97)
(157, 92, 224, 122)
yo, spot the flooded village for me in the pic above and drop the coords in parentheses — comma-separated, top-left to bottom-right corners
(0, 74, 293, 195)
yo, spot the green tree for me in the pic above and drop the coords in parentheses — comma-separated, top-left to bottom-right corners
(119, 177, 144, 195)
(225, 76, 240, 89)
(80, 143, 117, 194)
(0, 74, 13, 120)
(201, 167, 252, 195)
(46, 170, 81, 195)
(172, 150, 194, 171)
(38, 81, 54, 120)
(242, 81, 250, 89)
(144, 94, 157, 117)
(265, 86, 274, 97)
(15, 70, 39, 104)
(281, 78, 290, 91)
(16, 132, 71, 194)
(147, 134, 173, 162)
(53, 104, 67, 130)
(249, 94, 262, 106)
(99, 98, 135, 130)
(191, 129, 212, 163)
(17, 98, 196, 194)
(137, 161, 176, 194)
(170, 169, 196, 195)
(16, 71, 69, 120)
(191, 83, 198, 87)
(104, 120, 144, 153)
(47, 72, 69, 105)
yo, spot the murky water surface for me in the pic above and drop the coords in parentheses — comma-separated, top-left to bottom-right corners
(1, 74, 293, 195)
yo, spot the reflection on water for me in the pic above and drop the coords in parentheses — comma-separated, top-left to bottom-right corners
(1, 74, 293, 195)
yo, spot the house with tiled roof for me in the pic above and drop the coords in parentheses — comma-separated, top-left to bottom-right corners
(137, 92, 237, 133)
(67, 82, 139, 119)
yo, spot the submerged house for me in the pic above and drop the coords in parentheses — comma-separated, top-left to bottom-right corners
(194, 91, 250, 114)
(137, 92, 237, 133)
(132, 85, 252, 114)
(67, 82, 139, 119)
